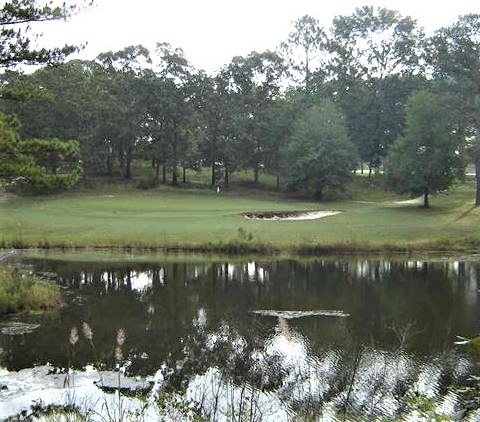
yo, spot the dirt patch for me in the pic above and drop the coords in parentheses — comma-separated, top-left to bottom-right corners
(243, 210, 342, 221)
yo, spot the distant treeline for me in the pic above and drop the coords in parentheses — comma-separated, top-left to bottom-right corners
(0, 7, 479, 205)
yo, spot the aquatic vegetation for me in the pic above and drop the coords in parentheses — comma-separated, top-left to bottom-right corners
(0, 266, 61, 314)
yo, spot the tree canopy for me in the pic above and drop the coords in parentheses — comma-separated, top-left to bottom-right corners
(385, 90, 465, 207)
(286, 100, 356, 200)
(0, 4, 478, 203)
(0, 0, 91, 68)
(0, 0, 90, 191)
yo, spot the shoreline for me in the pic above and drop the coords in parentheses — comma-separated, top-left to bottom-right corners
(2, 241, 480, 260)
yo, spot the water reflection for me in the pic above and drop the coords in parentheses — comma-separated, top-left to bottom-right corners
(0, 256, 479, 420)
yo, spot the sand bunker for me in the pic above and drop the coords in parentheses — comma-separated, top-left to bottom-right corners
(394, 196, 423, 205)
(244, 210, 341, 221)
(251, 310, 350, 318)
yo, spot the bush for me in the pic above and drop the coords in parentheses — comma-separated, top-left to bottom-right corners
(136, 174, 159, 190)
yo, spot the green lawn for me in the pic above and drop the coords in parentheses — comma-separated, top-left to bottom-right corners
(1, 179, 479, 252)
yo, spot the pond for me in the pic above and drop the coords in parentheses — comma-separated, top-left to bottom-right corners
(0, 252, 479, 420)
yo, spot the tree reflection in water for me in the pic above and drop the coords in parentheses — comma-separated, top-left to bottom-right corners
(0, 256, 479, 420)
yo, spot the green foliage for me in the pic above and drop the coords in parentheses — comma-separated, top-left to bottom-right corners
(0, 266, 61, 314)
(136, 173, 159, 190)
(155, 392, 204, 421)
(428, 14, 480, 91)
(0, 113, 83, 193)
(406, 394, 452, 421)
(328, 6, 425, 80)
(0, 0, 89, 69)
(285, 99, 357, 199)
(385, 90, 465, 207)
(326, 6, 426, 169)
(237, 227, 254, 242)
(428, 14, 480, 205)
(0, 6, 477, 205)
(467, 336, 480, 354)
(220, 51, 287, 183)
(280, 15, 326, 90)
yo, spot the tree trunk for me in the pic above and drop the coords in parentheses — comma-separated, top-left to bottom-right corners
(182, 167, 186, 184)
(476, 154, 480, 206)
(423, 187, 430, 208)
(125, 146, 132, 179)
(254, 166, 259, 184)
(315, 188, 323, 201)
(162, 165, 166, 184)
(151, 159, 155, 168)
(106, 154, 113, 176)
(211, 161, 216, 187)
(172, 123, 178, 186)
(119, 150, 125, 172)
(305, 50, 310, 92)
(155, 160, 161, 183)
(225, 166, 229, 188)
(276, 175, 280, 191)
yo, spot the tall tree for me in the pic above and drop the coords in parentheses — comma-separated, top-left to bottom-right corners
(385, 90, 465, 208)
(222, 51, 286, 184)
(0, 0, 89, 192)
(193, 72, 224, 187)
(260, 99, 295, 191)
(0, 60, 109, 175)
(95, 45, 151, 179)
(151, 42, 194, 186)
(280, 15, 326, 92)
(428, 14, 480, 205)
(327, 6, 425, 170)
(328, 6, 425, 81)
(286, 99, 357, 200)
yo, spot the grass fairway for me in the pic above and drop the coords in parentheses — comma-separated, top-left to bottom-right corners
(1, 179, 480, 253)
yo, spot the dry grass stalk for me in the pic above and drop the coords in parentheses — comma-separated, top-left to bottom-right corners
(69, 326, 79, 346)
(82, 321, 93, 341)
(115, 346, 123, 362)
(116, 328, 126, 347)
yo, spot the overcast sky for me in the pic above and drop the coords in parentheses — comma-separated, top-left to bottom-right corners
(37, 0, 480, 74)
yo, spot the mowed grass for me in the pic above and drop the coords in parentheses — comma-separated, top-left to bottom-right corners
(1, 178, 480, 252)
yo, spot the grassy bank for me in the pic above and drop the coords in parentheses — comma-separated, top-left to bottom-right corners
(0, 267, 61, 314)
(1, 177, 479, 253)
